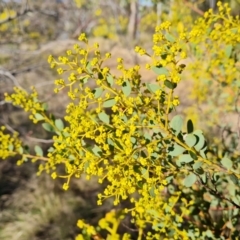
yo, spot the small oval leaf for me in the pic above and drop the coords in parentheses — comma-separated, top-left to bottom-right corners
(92, 145, 102, 157)
(42, 123, 54, 132)
(183, 172, 197, 187)
(165, 33, 175, 43)
(189, 151, 198, 160)
(18, 146, 24, 154)
(170, 115, 183, 136)
(193, 130, 205, 151)
(164, 80, 176, 89)
(146, 83, 161, 93)
(193, 162, 203, 170)
(187, 119, 194, 133)
(122, 80, 131, 97)
(42, 103, 48, 111)
(141, 168, 149, 179)
(169, 143, 185, 157)
(185, 134, 197, 147)
(98, 112, 110, 124)
(200, 146, 207, 158)
(178, 154, 194, 164)
(107, 74, 114, 86)
(55, 119, 64, 131)
(103, 98, 116, 108)
(225, 45, 232, 58)
(221, 157, 233, 170)
(35, 113, 44, 121)
(93, 87, 103, 98)
(152, 66, 169, 75)
(34, 145, 43, 157)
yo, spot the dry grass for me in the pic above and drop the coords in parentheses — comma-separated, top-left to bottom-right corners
(0, 163, 105, 240)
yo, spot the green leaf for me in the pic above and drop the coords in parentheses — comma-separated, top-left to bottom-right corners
(168, 184, 175, 194)
(177, 154, 194, 165)
(55, 119, 64, 131)
(86, 61, 92, 73)
(98, 72, 104, 80)
(204, 230, 215, 238)
(146, 83, 161, 93)
(114, 139, 123, 150)
(89, 115, 98, 124)
(149, 185, 156, 197)
(183, 172, 197, 187)
(169, 143, 185, 157)
(229, 174, 238, 185)
(221, 157, 233, 170)
(144, 133, 152, 142)
(50, 114, 56, 122)
(140, 151, 147, 158)
(141, 168, 149, 179)
(152, 66, 168, 75)
(164, 80, 176, 89)
(35, 113, 44, 120)
(122, 80, 131, 97)
(8, 144, 14, 151)
(34, 145, 43, 157)
(107, 74, 114, 86)
(107, 138, 114, 147)
(63, 132, 70, 137)
(165, 33, 175, 43)
(18, 146, 23, 154)
(98, 112, 110, 124)
(193, 130, 205, 151)
(200, 172, 207, 184)
(42, 123, 54, 132)
(48, 147, 54, 153)
(84, 161, 90, 172)
(193, 161, 203, 170)
(187, 119, 194, 133)
(165, 175, 173, 184)
(68, 154, 75, 161)
(81, 76, 88, 84)
(225, 45, 232, 58)
(170, 115, 183, 136)
(189, 151, 198, 160)
(103, 98, 116, 108)
(92, 145, 102, 157)
(93, 87, 103, 98)
(133, 166, 141, 175)
(147, 209, 160, 218)
(200, 146, 207, 158)
(185, 134, 197, 147)
(130, 137, 137, 144)
(121, 114, 128, 123)
(42, 103, 48, 111)
(230, 28, 238, 34)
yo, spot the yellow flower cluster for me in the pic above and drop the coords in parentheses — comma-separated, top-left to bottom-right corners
(3, 29, 192, 238)
(184, 1, 240, 129)
(76, 210, 132, 240)
(0, 126, 22, 160)
(4, 87, 45, 124)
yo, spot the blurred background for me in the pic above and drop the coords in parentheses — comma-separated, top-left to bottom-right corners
(0, 0, 240, 239)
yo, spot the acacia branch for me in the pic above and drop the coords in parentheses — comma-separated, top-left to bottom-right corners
(0, 69, 23, 88)
(195, 171, 240, 209)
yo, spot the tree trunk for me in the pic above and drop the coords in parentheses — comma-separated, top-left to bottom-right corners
(127, 0, 139, 41)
